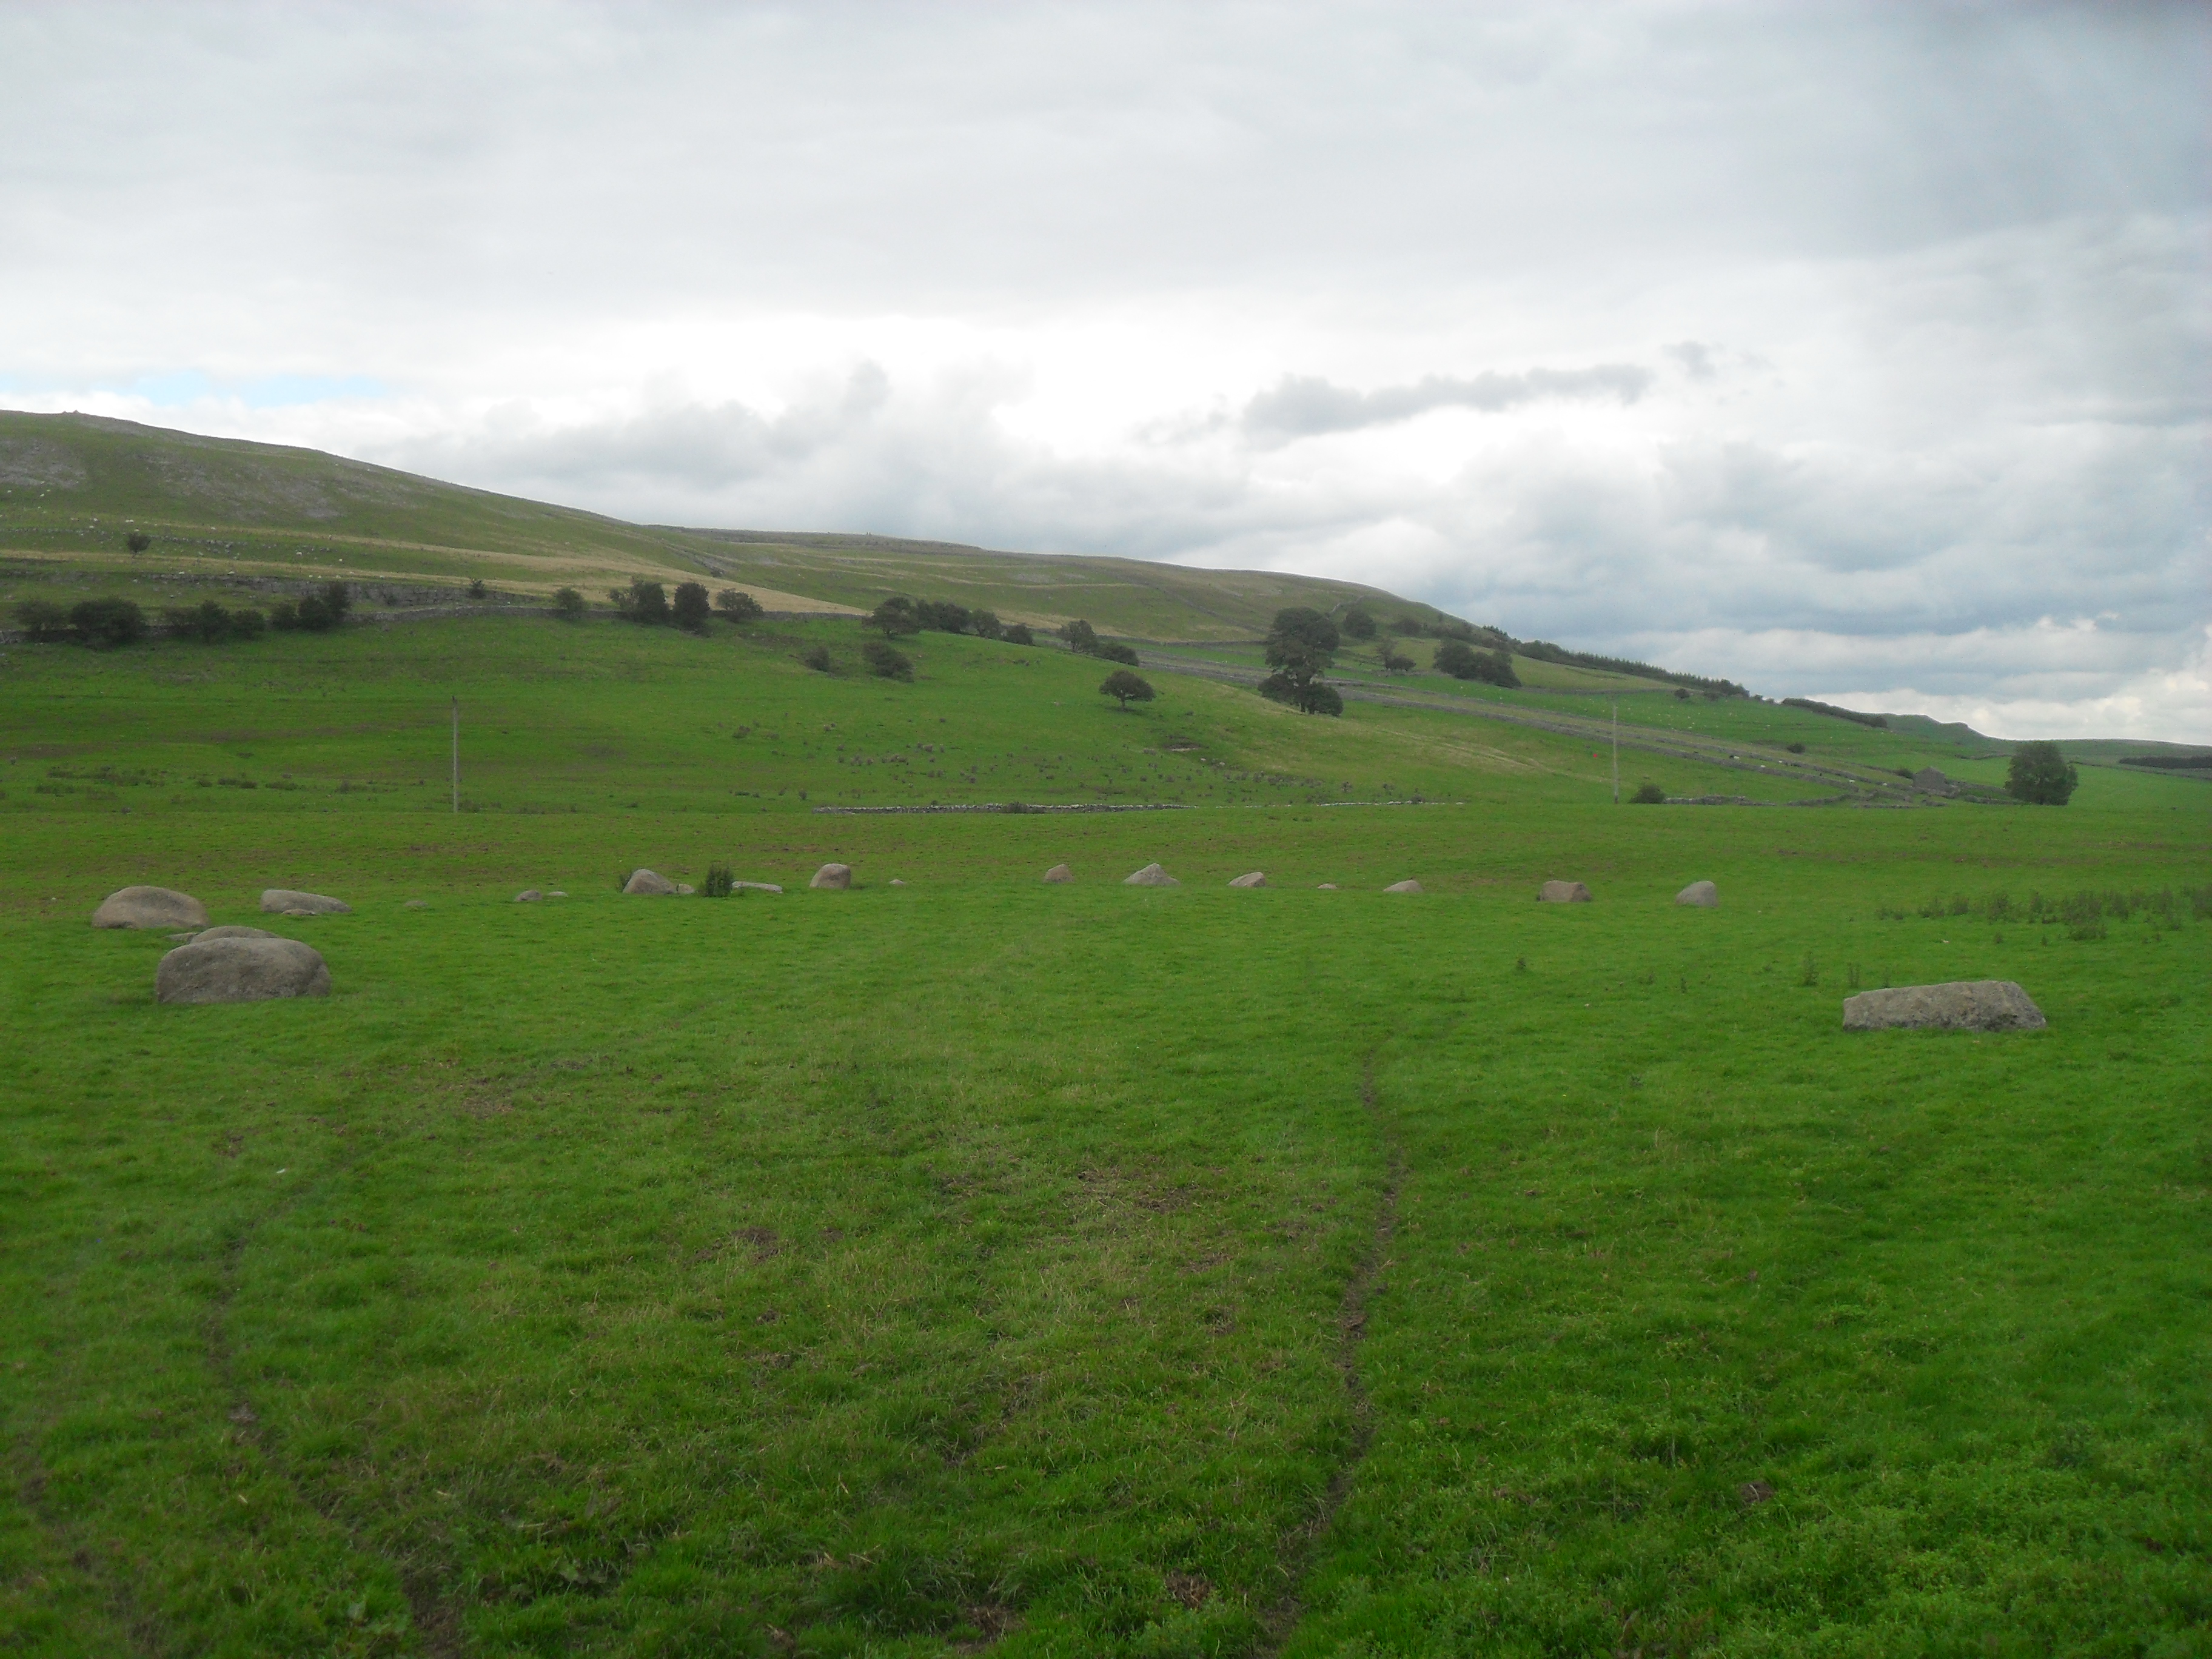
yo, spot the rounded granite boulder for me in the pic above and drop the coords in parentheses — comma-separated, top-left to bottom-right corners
(157, 937, 331, 1005)
(92, 886, 210, 931)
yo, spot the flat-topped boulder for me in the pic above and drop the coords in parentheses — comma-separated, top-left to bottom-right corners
(193, 925, 280, 942)
(1384, 879, 1423, 894)
(1317, 883, 1338, 890)
(809, 863, 853, 890)
(261, 890, 351, 916)
(1123, 863, 1179, 887)
(734, 881, 782, 894)
(1228, 871, 1267, 888)
(157, 937, 330, 1005)
(1843, 981, 2045, 1033)
(1675, 880, 1718, 907)
(92, 886, 209, 930)
(1042, 864, 1074, 884)
(623, 869, 677, 896)
(1539, 880, 1592, 903)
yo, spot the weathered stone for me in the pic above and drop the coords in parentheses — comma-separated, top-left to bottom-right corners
(1539, 880, 1592, 903)
(156, 937, 330, 1005)
(1317, 883, 1338, 890)
(1228, 871, 1267, 888)
(403, 899, 429, 910)
(1843, 980, 2045, 1033)
(261, 889, 351, 916)
(733, 881, 782, 894)
(1384, 879, 1423, 894)
(890, 878, 908, 886)
(1123, 863, 1179, 887)
(193, 925, 280, 942)
(515, 890, 544, 903)
(546, 891, 568, 898)
(809, 863, 853, 890)
(1675, 880, 1718, 907)
(1913, 767, 1951, 793)
(1042, 863, 1074, 884)
(623, 868, 677, 895)
(675, 883, 696, 895)
(92, 885, 209, 930)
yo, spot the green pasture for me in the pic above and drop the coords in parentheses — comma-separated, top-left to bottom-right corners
(2, 612, 2208, 1658)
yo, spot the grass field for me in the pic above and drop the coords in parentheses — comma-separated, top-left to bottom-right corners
(2, 609, 2207, 1658)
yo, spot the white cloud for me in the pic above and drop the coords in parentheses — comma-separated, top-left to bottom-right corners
(2, 2, 2206, 738)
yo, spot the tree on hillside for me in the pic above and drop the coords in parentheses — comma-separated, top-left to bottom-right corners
(869, 597, 920, 637)
(914, 599, 971, 634)
(552, 586, 586, 620)
(1099, 668, 1155, 710)
(125, 531, 151, 554)
(1380, 643, 1415, 673)
(1059, 618, 1101, 655)
(1433, 638, 1520, 687)
(1340, 605, 1376, 639)
(70, 597, 147, 648)
(1096, 640, 1139, 665)
(1259, 606, 1342, 714)
(714, 588, 763, 623)
(672, 581, 713, 633)
(2006, 741, 2078, 805)
(16, 600, 70, 642)
(1002, 622, 1035, 646)
(611, 579, 669, 625)
(969, 609, 1003, 640)
(863, 640, 914, 680)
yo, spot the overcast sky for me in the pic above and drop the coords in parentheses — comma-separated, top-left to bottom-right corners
(5, 2, 2206, 739)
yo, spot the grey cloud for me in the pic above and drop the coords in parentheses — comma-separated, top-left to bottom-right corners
(1242, 365, 1654, 440)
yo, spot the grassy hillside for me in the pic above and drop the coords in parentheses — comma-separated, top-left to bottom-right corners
(1, 610, 2206, 1657)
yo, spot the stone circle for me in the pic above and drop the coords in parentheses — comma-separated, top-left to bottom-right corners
(1843, 981, 2045, 1033)
(261, 890, 352, 916)
(157, 937, 330, 1005)
(1539, 880, 1592, 903)
(1675, 880, 1718, 907)
(92, 886, 209, 930)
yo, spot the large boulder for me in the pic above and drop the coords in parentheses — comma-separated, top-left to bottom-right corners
(157, 937, 330, 1005)
(1042, 864, 1074, 884)
(1123, 863, 1179, 887)
(1539, 880, 1592, 903)
(810, 863, 853, 890)
(1843, 981, 2045, 1033)
(1675, 880, 1718, 907)
(92, 886, 209, 930)
(1228, 871, 1267, 888)
(623, 869, 677, 896)
(193, 925, 280, 942)
(1384, 879, 1423, 894)
(261, 890, 351, 916)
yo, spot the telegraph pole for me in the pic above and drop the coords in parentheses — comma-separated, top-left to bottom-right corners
(451, 697, 459, 814)
(1611, 697, 1620, 804)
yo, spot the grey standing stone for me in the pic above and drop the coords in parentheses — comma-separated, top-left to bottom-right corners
(623, 869, 677, 895)
(1675, 880, 1718, 907)
(1042, 864, 1074, 884)
(1123, 863, 1179, 887)
(810, 863, 853, 890)
(1843, 981, 2045, 1033)
(156, 938, 330, 1005)
(261, 890, 351, 916)
(1228, 871, 1267, 888)
(1539, 880, 1592, 903)
(92, 886, 209, 930)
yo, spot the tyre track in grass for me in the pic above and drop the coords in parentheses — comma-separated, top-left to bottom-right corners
(205, 1167, 468, 1658)
(1258, 1057, 1403, 1654)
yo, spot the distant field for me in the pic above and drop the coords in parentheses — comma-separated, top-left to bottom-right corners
(1, 611, 2207, 1657)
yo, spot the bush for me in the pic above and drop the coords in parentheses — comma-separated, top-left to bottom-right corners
(869, 597, 920, 637)
(1096, 641, 1140, 666)
(125, 531, 152, 553)
(1002, 623, 1034, 646)
(1674, 688, 1691, 701)
(1059, 618, 1101, 654)
(863, 640, 914, 681)
(1099, 668, 1155, 709)
(914, 599, 971, 634)
(969, 609, 1003, 640)
(1786, 742, 1806, 754)
(468, 578, 488, 600)
(1631, 780, 1666, 803)
(714, 588, 763, 623)
(164, 600, 237, 643)
(1388, 615, 1426, 635)
(1340, 606, 1376, 640)
(70, 597, 147, 647)
(230, 607, 266, 640)
(552, 586, 587, 620)
(2006, 740, 2078, 805)
(1380, 646, 1415, 673)
(612, 579, 670, 625)
(1433, 639, 1519, 686)
(269, 600, 300, 631)
(702, 861, 735, 898)
(16, 599, 70, 642)
(801, 644, 833, 672)
(672, 581, 713, 633)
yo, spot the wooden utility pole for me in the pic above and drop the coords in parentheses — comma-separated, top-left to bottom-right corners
(451, 697, 459, 814)
(1611, 698, 1620, 804)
